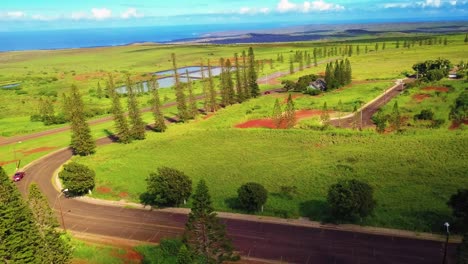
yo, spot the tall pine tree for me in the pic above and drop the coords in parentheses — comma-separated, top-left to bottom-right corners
(207, 61, 218, 112)
(126, 75, 146, 140)
(69, 85, 95, 156)
(272, 98, 283, 129)
(224, 59, 236, 105)
(0, 166, 44, 263)
(109, 74, 131, 143)
(247, 47, 260, 98)
(28, 184, 72, 264)
(321, 102, 330, 127)
(241, 50, 250, 100)
(149, 76, 166, 132)
(284, 94, 296, 129)
(184, 180, 236, 263)
(186, 70, 198, 119)
(234, 53, 244, 103)
(172, 53, 189, 121)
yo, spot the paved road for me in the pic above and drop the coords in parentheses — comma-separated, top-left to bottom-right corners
(331, 80, 406, 128)
(16, 138, 458, 263)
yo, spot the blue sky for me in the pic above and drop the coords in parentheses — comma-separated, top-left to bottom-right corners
(1, 0, 467, 31)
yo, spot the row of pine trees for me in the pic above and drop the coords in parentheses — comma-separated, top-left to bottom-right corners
(0, 167, 72, 263)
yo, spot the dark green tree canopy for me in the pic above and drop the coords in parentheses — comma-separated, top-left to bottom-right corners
(184, 180, 236, 263)
(0, 167, 44, 263)
(142, 167, 192, 207)
(448, 189, 468, 223)
(59, 162, 95, 195)
(237, 182, 268, 212)
(327, 179, 376, 221)
(412, 58, 452, 81)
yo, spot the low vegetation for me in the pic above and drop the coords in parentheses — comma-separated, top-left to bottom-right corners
(59, 162, 96, 195)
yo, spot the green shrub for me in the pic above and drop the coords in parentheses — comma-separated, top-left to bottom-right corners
(238, 182, 268, 212)
(414, 109, 434, 121)
(59, 162, 95, 195)
(159, 239, 183, 257)
(327, 179, 376, 221)
(141, 167, 192, 207)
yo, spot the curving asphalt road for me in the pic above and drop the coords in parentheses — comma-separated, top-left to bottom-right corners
(15, 134, 458, 263)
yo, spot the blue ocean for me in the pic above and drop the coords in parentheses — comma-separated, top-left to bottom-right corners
(0, 23, 285, 52)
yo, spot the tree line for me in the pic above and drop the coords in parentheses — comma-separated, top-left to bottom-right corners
(0, 166, 72, 263)
(172, 47, 260, 123)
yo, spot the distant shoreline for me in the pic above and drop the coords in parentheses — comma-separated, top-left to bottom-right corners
(1, 20, 467, 53)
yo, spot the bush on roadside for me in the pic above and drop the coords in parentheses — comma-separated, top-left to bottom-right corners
(141, 167, 192, 207)
(59, 162, 95, 195)
(327, 179, 376, 221)
(238, 182, 268, 212)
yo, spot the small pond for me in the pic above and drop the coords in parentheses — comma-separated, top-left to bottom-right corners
(1, 83, 21, 89)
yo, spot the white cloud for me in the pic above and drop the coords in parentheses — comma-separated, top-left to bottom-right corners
(121, 8, 143, 19)
(260, 7, 271, 14)
(384, 2, 412, 8)
(277, 0, 344, 13)
(239, 7, 270, 14)
(6, 11, 25, 18)
(239, 7, 252, 14)
(71, 12, 88, 20)
(91, 8, 112, 20)
(421, 0, 442, 7)
(277, 0, 297, 12)
(384, 0, 467, 9)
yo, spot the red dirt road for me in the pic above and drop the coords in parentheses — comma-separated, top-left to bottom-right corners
(14, 136, 458, 263)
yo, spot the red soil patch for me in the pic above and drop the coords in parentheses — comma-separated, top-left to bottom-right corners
(0, 160, 18, 166)
(21, 146, 57, 156)
(235, 109, 326, 129)
(97, 186, 112, 194)
(118, 192, 128, 198)
(449, 120, 468, 130)
(413, 93, 431, 102)
(111, 248, 143, 263)
(422, 86, 449, 92)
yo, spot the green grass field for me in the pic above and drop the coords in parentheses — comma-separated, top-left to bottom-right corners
(1, 33, 467, 234)
(1, 33, 466, 135)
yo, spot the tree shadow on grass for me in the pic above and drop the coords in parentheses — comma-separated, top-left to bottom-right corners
(225, 197, 242, 211)
(299, 199, 334, 223)
(103, 129, 119, 142)
(401, 210, 455, 233)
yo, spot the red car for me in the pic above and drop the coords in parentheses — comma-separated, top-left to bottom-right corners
(12, 171, 25, 182)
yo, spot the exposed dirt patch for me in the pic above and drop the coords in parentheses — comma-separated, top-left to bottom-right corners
(0, 159, 18, 166)
(422, 86, 449, 92)
(449, 119, 468, 130)
(413, 93, 431, 102)
(97, 186, 112, 194)
(74, 72, 108, 82)
(296, 109, 326, 119)
(118, 192, 129, 198)
(111, 248, 143, 263)
(235, 109, 326, 129)
(21, 146, 57, 156)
